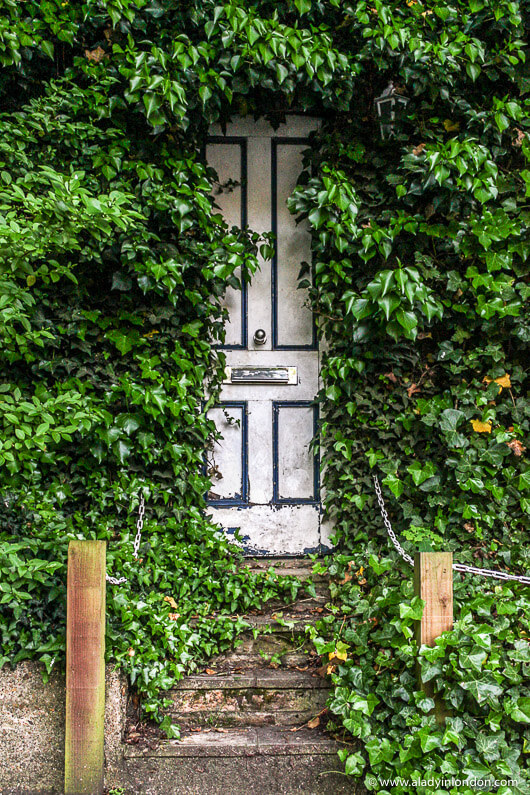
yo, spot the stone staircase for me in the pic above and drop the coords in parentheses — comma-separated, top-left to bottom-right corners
(120, 559, 359, 795)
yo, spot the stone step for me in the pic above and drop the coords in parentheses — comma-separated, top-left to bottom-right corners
(167, 669, 330, 728)
(207, 608, 325, 671)
(121, 726, 359, 795)
(245, 557, 330, 598)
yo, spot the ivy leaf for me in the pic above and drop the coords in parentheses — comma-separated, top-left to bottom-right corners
(111, 272, 133, 291)
(460, 673, 503, 705)
(344, 752, 365, 776)
(113, 439, 132, 464)
(471, 420, 492, 433)
(507, 697, 530, 723)
(439, 409, 465, 432)
(459, 645, 488, 673)
(294, 0, 312, 14)
(379, 294, 400, 321)
(382, 473, 404, 498)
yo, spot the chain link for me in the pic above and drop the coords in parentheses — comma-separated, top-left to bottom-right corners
(133, 491, 145, 560)
(373, 474, 530, 586)
(452, 562, 530, 585)
(106, 490, 145, 585)
(372, 475, 414, 565)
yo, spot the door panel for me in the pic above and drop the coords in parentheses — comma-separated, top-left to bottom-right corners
(272, 141, 315, 349)
(207, 404, 247, 505)
(274, 402, 318, 502)
(206, 117, 324, 556)
(206, 138, 247, 349)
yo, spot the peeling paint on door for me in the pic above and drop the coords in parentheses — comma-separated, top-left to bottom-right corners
(206, 117, 326, 556)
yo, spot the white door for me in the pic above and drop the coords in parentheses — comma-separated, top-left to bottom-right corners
(206, 117, 329, 556)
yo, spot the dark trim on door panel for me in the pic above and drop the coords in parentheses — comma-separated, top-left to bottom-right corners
(271, 138, 317, 351)
(272, 400, 319, 505)
(206, 401, 249, 507)
(207, 136, 248, 350)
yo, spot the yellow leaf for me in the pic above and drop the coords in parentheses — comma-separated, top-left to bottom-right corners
(26, 274, 36, 287)
(307, 716, 320, 729)
(495, 374, 511, 389)
(483, 373, 511, 392)
(329, 648, 348, 662)
(471, 420, 492, 433)
(444, 119, 460, 132)
(164, 595, 178, 609)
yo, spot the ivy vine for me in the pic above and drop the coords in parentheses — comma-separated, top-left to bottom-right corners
(0, 0, 529, 789)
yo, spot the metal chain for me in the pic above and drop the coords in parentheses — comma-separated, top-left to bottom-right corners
(133, 491, 145, 560)
(106, 490, 145, 585)
(372, 475, 414, 565)
(452, 562, 530, 585)
(373, 475, 530, 586)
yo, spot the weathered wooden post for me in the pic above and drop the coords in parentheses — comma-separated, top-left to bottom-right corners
(65, 540, 106, 795)
(414, 551, 453, 724)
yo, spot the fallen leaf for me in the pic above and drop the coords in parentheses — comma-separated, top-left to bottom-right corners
(164, 595, 178, 609)
(307, 716, 320, 729)
(425, 203, 435, 219)
(85, 46, 106, 63)
(329, 648, 348, 662)
(514, 129, 526, 148)
(464, 523, 474, 532)
(339, 571, 352, 584)
(483, 373, 511, 392)
(471, 420, 492, 433)
(384, 371, 398, 383)
(190, 727, 202, 733)
(507, 439, 526, 456)
(495, 374, 511, 389)
(168, 612, 180, 621)
(412, 143, 426, 156)
(444, 119, 460, 132)
(205, 668, 217, 675)
(407, 383, 421, 398)
(295, 666, 309, 672)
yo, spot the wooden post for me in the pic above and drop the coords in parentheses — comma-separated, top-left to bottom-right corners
(414, 552, 453, 724)
(65, 541, 106, 795)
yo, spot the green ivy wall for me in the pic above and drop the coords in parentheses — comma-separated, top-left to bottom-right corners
(0, 0, 529, 790)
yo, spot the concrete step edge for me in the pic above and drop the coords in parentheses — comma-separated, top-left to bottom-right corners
(169, 670, 330, 691)
(244, 558, 329, 582)
(124, 727, 350, 759)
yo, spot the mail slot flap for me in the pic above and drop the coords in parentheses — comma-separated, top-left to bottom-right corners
(224, 366, 297, 385)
